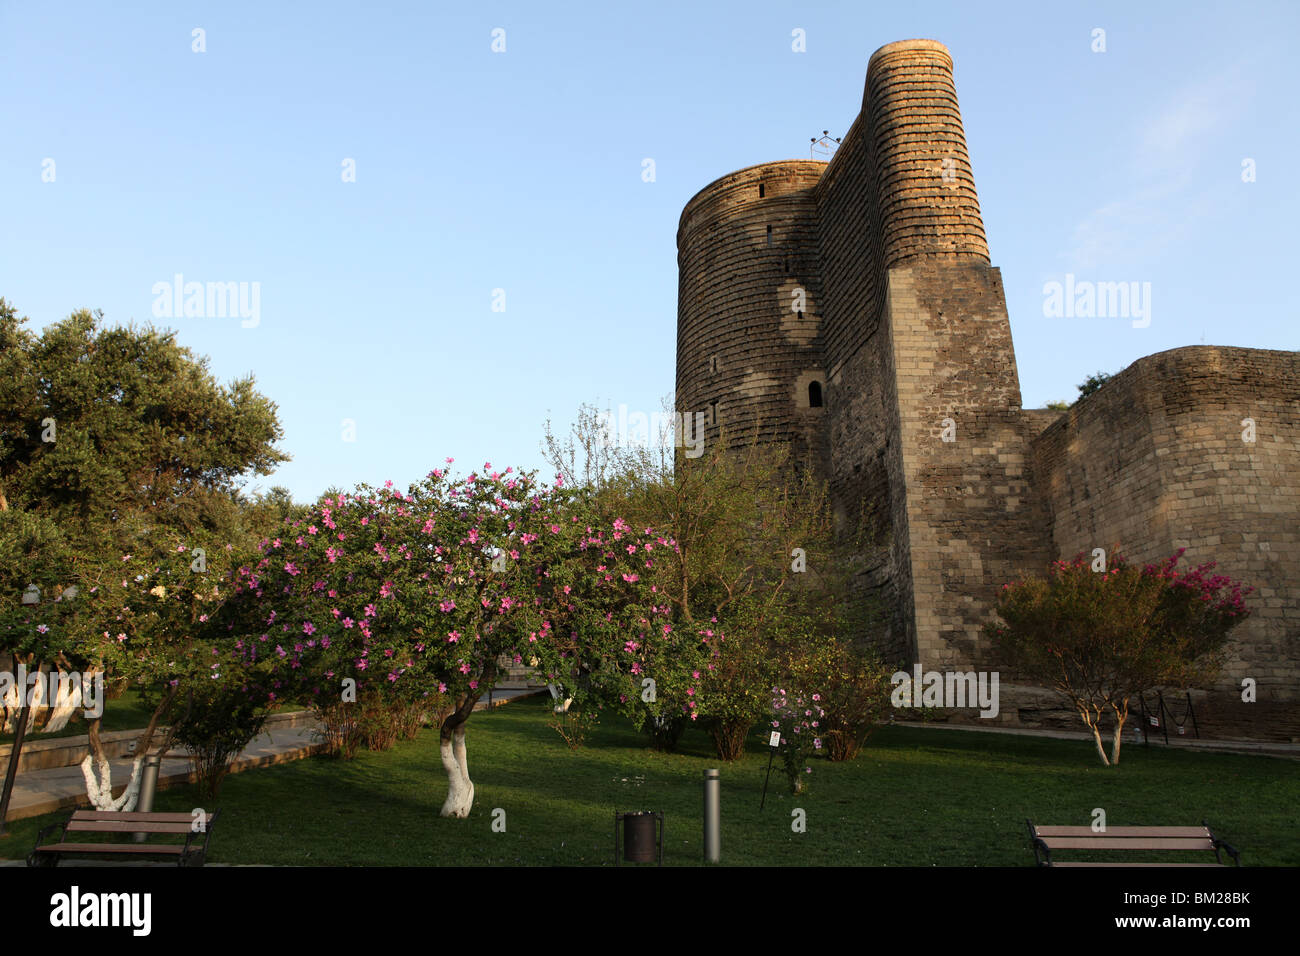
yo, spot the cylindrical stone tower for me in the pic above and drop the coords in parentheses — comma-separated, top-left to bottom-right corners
(866, 39, 989, 266)
(675, 160, 828, 468)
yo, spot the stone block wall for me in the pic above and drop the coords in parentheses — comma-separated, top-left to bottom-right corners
(1031, 346, 1300, 739)
(675, 161, 828, 468)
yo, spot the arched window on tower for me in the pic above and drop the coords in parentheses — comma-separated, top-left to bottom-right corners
(808, 381, 823, 408)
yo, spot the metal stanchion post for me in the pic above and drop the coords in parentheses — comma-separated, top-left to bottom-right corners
(133, 752, 163, 842)
(703, 768, 720, 863)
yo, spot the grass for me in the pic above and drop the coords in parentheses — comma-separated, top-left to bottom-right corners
(2, 694, 1296, 866)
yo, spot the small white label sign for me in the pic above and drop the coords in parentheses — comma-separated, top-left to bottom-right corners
(769, 731, 782, 747)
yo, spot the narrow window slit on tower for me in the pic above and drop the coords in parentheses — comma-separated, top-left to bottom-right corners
(766, 225, 772, 246)
(809, 381, 823, 407)
(759, 183, 765, 198)
(709, 356, 718, 374)
(709, 400, 719, 425)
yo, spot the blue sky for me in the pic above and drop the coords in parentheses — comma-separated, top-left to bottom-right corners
(2, 1, 1296, 503)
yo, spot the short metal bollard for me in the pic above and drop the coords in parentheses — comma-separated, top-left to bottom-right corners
(133, 752, 164, 842)
(703, 768, 720, 863)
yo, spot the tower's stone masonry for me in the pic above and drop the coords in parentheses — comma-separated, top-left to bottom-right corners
(675, 38, 1299, 740)
(1030, 347, 1300, 738)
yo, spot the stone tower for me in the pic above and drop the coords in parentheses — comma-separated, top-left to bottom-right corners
(675, 39, 1300, 737)
(676, 39, 1046, 671)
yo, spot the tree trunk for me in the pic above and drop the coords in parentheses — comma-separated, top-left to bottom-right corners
(439, 724, 475, 818)
(82, 717, 145, 811)
(438, 692, 481, 819)
(1079, 708, 1111, 766)
(42, 663, 94, 734)
(1109, 700, 1129, 766)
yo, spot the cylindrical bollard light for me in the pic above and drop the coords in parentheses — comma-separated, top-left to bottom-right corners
(703, 768, 720, 863)
(132, 752, 163, 843)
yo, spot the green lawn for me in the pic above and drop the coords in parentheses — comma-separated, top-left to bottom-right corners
(3, 695, 1296, 866)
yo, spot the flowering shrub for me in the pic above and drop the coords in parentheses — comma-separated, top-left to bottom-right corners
(769, 686, 826, 794)
(541, 516, 710, 751)
(815, 641, 894, 761)
(988, 548, 1252, 766)
(696, 626, 773, 760)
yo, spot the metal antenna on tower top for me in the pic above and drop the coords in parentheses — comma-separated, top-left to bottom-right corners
(810, 130, 842, 160)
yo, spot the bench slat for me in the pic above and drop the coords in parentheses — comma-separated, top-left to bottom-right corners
(1051, 862, 1224, 867)
(66, 820, 196, 834)
(70, 812, 208, 824)
(1033, 826, 1209, 838)
(33, 843, 186, 855)
(1039, 837, 1215, 851)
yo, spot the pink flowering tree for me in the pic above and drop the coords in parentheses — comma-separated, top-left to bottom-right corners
(221, 463, 591, 818)
(538, 515, 716, 750)
(987, 548, 1252, 766)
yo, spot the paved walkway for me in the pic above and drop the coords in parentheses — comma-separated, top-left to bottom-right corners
(893, 719, 1300, 759)
(2, 686, 544, 824)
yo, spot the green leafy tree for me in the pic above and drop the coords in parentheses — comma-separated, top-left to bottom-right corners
(0, 298, 288, 804)
(1075, 370, 1113, 400)
(544, 401, 881, 758)
(0, 299, 287, 542)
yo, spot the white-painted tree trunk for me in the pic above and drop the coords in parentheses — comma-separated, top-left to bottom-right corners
(439, 726, 475, 818)
(42, 670, 88, 734)
(0, 679, 19, 733)
(2, 667, 48, 732)
(80, 754, 146, 811)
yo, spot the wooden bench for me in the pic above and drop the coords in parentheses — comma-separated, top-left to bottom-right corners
(1027, 820, 1239, 867)
(27, 809, 220, 867)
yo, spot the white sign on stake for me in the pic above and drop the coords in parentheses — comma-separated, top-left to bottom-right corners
(769, 731, 782, 748)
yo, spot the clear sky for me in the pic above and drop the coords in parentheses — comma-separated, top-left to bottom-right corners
(3, 1, 1296, 503)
